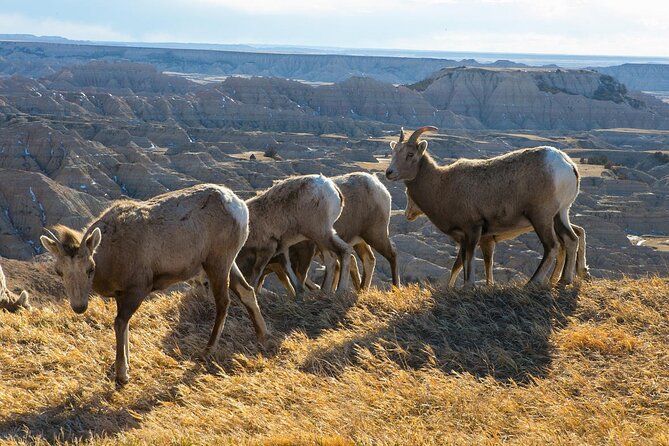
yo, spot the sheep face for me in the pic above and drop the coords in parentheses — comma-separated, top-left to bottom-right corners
(385, 126, 437, 182)
(40, 228, 101, 314)
(386, 139, 429, 181)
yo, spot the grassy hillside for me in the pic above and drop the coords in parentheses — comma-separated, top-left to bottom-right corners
(0, 268, 667, 445)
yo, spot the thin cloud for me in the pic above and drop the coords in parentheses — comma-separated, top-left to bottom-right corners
(0, 13, 132, 42)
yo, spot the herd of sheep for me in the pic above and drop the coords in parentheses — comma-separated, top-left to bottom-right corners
(2, 126, 589, 385)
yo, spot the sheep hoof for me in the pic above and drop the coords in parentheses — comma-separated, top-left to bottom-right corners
(115, 371, 129, 386)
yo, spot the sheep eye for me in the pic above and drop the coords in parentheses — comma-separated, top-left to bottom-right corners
(86, 267, 94, 277)
(406, 152, 414, 160)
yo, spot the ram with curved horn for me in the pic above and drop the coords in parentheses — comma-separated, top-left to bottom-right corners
(386, 126, 584, 286)
(404, 191, 589, 285)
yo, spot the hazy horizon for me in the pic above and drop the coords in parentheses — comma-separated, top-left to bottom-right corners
(2, 0, 668, 59)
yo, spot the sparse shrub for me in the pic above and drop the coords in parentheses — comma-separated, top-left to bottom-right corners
(264, 147, 279, 159)
(586, 154, 609, 166)
(593, 74, 633, 105)
(652, 151, 669, 164)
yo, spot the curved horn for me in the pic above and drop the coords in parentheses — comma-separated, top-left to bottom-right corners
(43, 227, 60, 243)
(407, 126, 438, 145)
(398, 127, 405, 143)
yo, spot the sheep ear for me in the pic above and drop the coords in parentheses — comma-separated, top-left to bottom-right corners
(84, 227, 102, 253)
(16, 290, 29, 307)
(40, 235, 63, 256)
(389, 141, 397, 150)
(417, 140, 428, 155)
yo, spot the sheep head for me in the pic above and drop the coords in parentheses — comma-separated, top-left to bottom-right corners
(385, 126, 438, 181)
(40, 226, 102, 314)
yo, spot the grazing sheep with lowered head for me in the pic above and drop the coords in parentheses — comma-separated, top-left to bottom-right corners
(40, 184, 267, 385)
(236, 174, 353, 295)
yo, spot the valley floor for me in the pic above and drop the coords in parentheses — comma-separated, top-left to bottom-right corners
(0, 270, 667, 445)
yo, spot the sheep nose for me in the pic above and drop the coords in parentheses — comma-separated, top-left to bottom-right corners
(385, 168, 394, 179)
(71, 303, 88, 314)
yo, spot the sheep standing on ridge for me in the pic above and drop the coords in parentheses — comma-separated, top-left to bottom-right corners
(40, 184, 267, 385)
(236, 174, 353, 294)
(262, 172, 399, 293)
(0, 263, 30, 312)
(405, 192, 589, 285)
(386, 126, 581, 286)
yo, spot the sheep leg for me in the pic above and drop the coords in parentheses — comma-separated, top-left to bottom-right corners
(317, 231, 352, 293)
(257, 261, 275, 295)
(448, 245, 464, 287)
(332, 259, 342, 292)
(462, 227, 482, 287)
(480, 236, 496, 285)
(202, 258, 233, 355)
(248, 249, 275, 293)
(366, 235, 400, 288)
(353, 242, 375, 289)
(321, 250, 339, 292)
(305, 278, 321, 291)
(554, 210, 579, 285)
(572, 224, 590, 280)
(278, 250, 305, 296)
(349, 252, 363, 291)
(230, 262, 268, 340)
(290, 241, 317, 288)
(264, 260, 297, 297)
(528, 216, 560, 285)
(550, 238, 567, 284)
(114, 290, 144, 385)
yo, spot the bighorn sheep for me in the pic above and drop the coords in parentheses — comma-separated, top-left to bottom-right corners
(262, 172, 400, 293)
(386, 126, 581, 286)
(0, 263, 30, 312)
(40, 184, 267, 385)
(236, 174, 353, 294)
(405, 191, 589, 285)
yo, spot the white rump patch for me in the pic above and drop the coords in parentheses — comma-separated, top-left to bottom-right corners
(313, 174, 343, 224)
(216, 186, 249, 228)
(543, 147, 579, 207)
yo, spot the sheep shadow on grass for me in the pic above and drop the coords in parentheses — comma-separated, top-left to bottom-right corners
(300, 283, 580, 383)
(160, 284, 359, 374)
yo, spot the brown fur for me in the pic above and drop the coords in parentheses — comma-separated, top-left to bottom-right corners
(262, 172, 399, 292)
(237, 174, 353, 294)
(405, 192, 589, 285)
(41, 184, 267, 385)
(51, 225, 83, 257)
(386, 128, 581, 286)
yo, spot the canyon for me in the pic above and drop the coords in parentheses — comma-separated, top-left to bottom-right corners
(0, 47, 668, 292)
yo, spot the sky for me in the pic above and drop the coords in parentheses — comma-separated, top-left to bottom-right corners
(2, 0, 669, 57)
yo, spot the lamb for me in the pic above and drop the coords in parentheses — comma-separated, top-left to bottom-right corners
(0, 263, 30, 312)
(386, 126, 582, 286)
(405, 191, 589, 285)
(40, 184, 267, 385)
(235, 174, 353, 294)
(262, 172, 400, 293)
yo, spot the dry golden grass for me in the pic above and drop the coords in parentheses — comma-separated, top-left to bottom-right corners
(0, 270, 668, 445)
(353, 159, 390, 172)
(573, 161, 606, 178)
